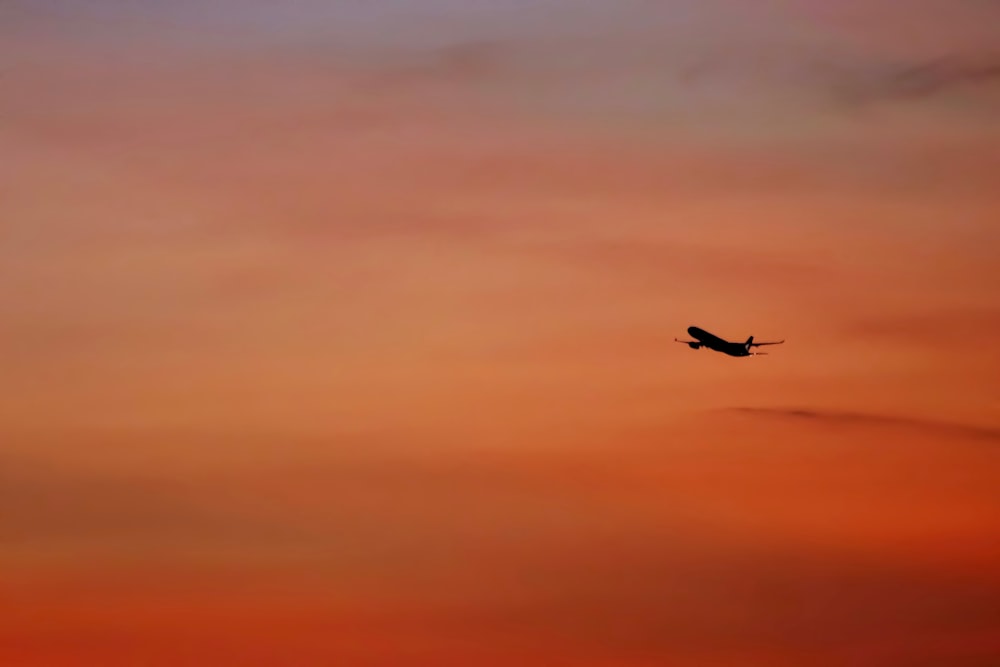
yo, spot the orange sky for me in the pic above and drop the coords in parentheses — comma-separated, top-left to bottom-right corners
(2, 1, 999, 665)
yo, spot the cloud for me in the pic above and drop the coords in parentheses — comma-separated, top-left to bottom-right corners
(834, 56, 1000, 107)
(565, 237, 823, 280)
(672, 46, 1000, 111)
(5, 495, 1000, 665)
(0, 454, 304, 552)
(845, 308, 1000, 346)
(435, 538, 1000, 664)
(353, 40, 521, 90)
(724, 407, 1000, 443)
(519, 235, 837, 299)
(4, 419, 1000, 665)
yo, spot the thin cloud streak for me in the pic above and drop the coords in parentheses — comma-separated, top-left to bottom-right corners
(724, 407, 1000, 442)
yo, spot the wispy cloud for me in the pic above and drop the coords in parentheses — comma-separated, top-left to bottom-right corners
(537, 236, 831, 285)
(724, 407, 1000, 442)
(670, 45, 1000, 112)
(0, 454, 303, 552)
(833, 55, 1000, 107)
(845, 307, 1000, 345)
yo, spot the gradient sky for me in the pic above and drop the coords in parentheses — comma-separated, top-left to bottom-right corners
(2, 1, 1000, 665)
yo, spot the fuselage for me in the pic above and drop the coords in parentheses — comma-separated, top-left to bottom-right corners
(687, 326, 752, 357)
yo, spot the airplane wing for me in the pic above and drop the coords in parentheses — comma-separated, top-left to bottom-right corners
(749, 339, 784, 347)
(674, 338, 698, 344)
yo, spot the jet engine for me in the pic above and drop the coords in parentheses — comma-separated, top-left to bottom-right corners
(688, 342, 701, 349)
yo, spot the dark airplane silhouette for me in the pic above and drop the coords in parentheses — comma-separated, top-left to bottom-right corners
(675, 326, 784, 357)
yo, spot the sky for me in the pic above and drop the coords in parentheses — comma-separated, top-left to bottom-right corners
(2, 1, 999, 665)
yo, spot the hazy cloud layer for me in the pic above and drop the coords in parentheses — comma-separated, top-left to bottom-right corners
(3, 415, 1000, 665)
(4, 1, 1000, 665)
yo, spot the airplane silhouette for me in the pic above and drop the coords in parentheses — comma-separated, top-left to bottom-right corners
(675, 326, 784, 357)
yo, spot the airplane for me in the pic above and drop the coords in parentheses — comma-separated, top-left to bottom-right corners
(675, 326, 784, 357)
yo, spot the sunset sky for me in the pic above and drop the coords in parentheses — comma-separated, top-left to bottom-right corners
(2, 1, 999, 665)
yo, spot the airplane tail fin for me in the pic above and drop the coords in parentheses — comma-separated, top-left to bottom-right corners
(745, 335, 754, 350)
